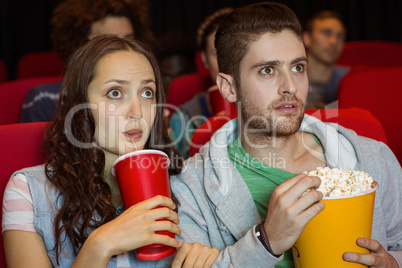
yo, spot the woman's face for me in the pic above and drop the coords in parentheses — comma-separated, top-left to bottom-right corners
(89, 15, 135, 40)
(88, 50, 157, 155)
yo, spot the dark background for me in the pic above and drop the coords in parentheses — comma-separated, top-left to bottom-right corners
(1, 0, 401, 80)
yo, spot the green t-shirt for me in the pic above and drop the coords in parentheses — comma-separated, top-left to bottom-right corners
(227, 138, 297, 268)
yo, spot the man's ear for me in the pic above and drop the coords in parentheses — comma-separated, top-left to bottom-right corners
(216, 73, 237, 102)
(302, 31, 311, 47)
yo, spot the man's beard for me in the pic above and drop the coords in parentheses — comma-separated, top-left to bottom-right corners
(237, 92, 305, 139)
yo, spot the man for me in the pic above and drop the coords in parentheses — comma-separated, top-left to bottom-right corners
(303, 10, 349, 109)
(168, 8, 234, 159)
(161, 2, 402, 267)
(156, 30, 197, 89)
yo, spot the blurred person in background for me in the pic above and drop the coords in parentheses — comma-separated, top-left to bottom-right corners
(303, 10, 349, 109)
(168, 7, 234, 159)
(156, 29, 197, 90)
(20, 0, 156, 123)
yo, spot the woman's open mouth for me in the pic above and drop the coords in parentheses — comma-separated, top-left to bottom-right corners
(124, 129, 143, 141)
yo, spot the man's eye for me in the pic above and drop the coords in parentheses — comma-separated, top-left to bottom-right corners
(107, 89, 122, 99)
(142, 89, 154, 98)
(260, 67, 274, 75)
(292, 65, 304, 72)
(321, 29, 332, 37)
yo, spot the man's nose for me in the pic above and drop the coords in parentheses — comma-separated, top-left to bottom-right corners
(279, 71, 296, 95)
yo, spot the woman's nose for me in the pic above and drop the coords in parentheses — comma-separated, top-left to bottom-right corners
(126, 97, 143, 120)
(127, 114, 142, 121)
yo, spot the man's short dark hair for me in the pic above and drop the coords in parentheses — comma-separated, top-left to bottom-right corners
(304, 10, 346, 33)
(215, 2, 303, 88)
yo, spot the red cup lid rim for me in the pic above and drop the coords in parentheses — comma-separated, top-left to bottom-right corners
(137, 246, 176, 260)
(322, 180, 378, 200)
(111, 149, 170, 176)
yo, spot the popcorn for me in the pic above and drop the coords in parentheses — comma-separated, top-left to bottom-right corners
(303, 167, 374, 197)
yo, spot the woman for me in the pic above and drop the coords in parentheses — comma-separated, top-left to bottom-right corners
(3, 35, 218, 267)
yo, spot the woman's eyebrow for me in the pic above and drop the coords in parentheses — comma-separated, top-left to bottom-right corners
(104, 79, 156, 85)
(141, 79, 156, 85)
(104, 79, 129, 85)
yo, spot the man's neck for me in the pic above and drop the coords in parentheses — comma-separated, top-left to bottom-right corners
(239, 131, 326, 174)
(307, 55, 335, 83)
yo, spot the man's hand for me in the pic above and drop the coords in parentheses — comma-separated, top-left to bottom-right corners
(343, 238, 398, 267)
(171, 242, 219, 268)
(264, 174, 324, 255)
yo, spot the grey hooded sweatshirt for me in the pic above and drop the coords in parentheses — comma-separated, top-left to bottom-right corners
(158, 114, 402, 268)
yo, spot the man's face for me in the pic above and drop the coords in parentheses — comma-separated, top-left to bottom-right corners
(236, 30, 308, 137)
(89, 16, 135, 40)
(201, 31, 219, 83)
(305, 18, 346, 65)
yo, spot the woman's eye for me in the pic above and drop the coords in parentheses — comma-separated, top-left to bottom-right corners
(142, 89, 154, 99)
(260, 67, 274, 76)
(291, 64, 304, 72)
(107, 89, 122, 99)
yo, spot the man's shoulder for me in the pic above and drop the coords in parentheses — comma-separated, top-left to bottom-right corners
(180, 92, 207, 117)
(28, 81, 62, 95)
(337, 125, 384, 147)
(24, 81, 62, 104)
(177, 154, 206, 177)
(336, 125, 400, 166)
(23, 81, 62, 106)
(333, 66, 350, 78)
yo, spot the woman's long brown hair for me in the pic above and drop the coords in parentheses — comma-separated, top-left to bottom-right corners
(43, 35, 182, 263)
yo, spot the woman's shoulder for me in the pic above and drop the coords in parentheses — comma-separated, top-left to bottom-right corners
(12, 164, 60, 207)
(3, 172, 35, 233)
(5, 172, 30, 199)
(13, 164, 48, 184)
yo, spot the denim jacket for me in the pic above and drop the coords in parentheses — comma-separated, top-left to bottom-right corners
(13, 165, 159, 267)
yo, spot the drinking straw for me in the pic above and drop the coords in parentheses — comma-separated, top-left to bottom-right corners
(130, 136, 139, 151)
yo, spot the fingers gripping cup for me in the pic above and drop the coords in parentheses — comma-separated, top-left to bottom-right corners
(112, 149, 176, 260)
(293, 168, 378, 268)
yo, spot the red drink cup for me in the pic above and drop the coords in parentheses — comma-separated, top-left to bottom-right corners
(207, 86, 237, 118)
(112, 149, 176, 260)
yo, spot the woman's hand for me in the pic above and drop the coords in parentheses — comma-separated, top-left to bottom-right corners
(264, 174, 324, 255)
(171, 242, 219, 268)
(343, 238, 398, 267)
(74, 195, 181, 267)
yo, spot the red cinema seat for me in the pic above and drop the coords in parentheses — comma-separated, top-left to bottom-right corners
(0, 122, 48, 268)
(17, 51, 64, 79)
(166, 72, 214, 116)
(0, 76, 62, 125)
(337, 41, 402, 67)
(337, 66, 402, 163)
(189, 114, 235, 157)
